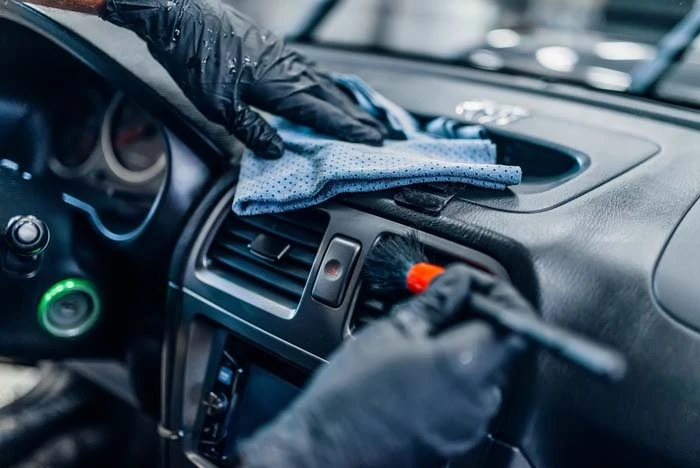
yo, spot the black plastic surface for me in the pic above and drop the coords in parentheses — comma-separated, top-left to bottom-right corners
(486, 127, 585, 193)
(248, 234, 290, 263)
(0, 165, 117, 359)
(64, 130, 211, 256)
(458, 118, 658, 211)
(181, 188, 510, 360)
(311, 236, 361, 308)
(195, 333, 306, 464)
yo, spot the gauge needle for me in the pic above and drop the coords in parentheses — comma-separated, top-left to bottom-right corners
(114, 125, 146, 148)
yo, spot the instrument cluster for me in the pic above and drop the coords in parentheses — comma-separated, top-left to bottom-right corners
(48, 88, 168, 236)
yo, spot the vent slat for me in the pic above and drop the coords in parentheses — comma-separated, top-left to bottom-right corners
(214, 240, 309, 282)
(220, 230, 316, 269)
(350, 240, 485, 333)
(210, 252, 305, 300)
(206, 210, 328, 306)
(269, 212, 326, 234)
(351, 293, 392, 333)
(224, 224, 257, 242)
(361, 298, 387, 317)
(286, 246, 317, 268)
(240, 216, 323, 249)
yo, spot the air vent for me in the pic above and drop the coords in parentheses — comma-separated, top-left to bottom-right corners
(349, 237, 496, 333)
(206, 210, 329, 308)
(350, 286, 407, 332)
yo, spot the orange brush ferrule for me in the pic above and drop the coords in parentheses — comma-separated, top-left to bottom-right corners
(406, 262, 446, 294)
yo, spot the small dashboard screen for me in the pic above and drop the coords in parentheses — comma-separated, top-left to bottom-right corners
(225, 364, 301, 451)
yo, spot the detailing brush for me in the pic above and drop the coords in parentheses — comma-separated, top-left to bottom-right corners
(363, 233, 627, 382)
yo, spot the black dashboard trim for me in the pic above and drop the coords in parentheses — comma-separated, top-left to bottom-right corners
(179, 191, 512, 358)
(183, 287, 326, 364)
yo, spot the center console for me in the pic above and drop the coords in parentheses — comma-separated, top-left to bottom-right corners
(163, 179, 523, 468)
(196, 334, 306, 464)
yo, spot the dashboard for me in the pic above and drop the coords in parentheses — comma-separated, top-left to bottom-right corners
(48, 87, 167, 236)
(5, 3, 700, 468)
(49, 90, 166, 189)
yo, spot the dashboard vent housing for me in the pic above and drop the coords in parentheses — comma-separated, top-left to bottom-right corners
(206, 210, 329, 308)
(349, 238, 495, 333)
(350, 286, 407, 332)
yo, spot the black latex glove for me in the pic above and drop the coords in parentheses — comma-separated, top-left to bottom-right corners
(237, 265, 533, 468)
(101, 0, 387, 158)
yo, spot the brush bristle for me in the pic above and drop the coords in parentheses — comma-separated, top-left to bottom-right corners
(363, 232, 429, 293)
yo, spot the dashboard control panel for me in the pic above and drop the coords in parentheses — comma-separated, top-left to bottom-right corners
(196, 335, 306, 466)
(198, 348, 242, 463)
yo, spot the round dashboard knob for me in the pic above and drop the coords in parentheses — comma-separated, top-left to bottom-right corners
(205, 391, 229, 416)
(4, 215, 50, 256)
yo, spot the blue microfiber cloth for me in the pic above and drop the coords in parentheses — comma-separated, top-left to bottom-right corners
(232, 75, 521, 216)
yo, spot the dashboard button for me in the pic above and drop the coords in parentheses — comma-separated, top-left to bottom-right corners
(5, 215, 50, 256)
(16, 222, 39, 244)
(204, 391, 229, 416)
(312, 236, 361, 307)
(217, 366, 234, 386)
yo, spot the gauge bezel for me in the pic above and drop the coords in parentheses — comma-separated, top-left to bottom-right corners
(48, 88, 105, 179)
(102, 93, 167, 185)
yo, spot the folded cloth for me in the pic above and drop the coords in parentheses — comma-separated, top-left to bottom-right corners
(232, 76, 521, 216)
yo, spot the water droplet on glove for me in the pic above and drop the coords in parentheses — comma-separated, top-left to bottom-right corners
(227, 59, 237, 74)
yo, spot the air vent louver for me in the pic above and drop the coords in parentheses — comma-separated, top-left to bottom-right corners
(207, 210, 328, 308)
(350, 238, 493, 333)
(350, 287, 405, 333)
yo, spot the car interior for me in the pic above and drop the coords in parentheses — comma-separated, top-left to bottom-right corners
(2, 0, 700, 467)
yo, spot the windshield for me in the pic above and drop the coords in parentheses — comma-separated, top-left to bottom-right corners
(233, 0, 699, 102)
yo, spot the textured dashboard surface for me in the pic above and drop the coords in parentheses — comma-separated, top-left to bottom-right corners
(654, 197, 700, 333)
(12, 5, 700, 468)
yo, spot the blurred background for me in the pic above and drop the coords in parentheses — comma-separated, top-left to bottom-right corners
(229, 0, 700, 104)
(233, 0, 689, 53)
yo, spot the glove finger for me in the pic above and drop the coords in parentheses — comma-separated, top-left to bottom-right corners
(271, 92, 384, 145)
(465, 268, 536, 315)
(391, 264, 476, 337)
(228, 103, 285, 159)
(433, 320, 527, 390)
(311, 74, 390, 137)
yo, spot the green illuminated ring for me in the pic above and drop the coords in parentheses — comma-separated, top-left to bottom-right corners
(38, 279, 101, 338)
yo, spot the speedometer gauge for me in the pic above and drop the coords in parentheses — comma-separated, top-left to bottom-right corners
(103, 94, 166, 184)
(49, 89, 105, 177)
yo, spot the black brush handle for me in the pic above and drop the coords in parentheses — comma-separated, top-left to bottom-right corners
(471, 294, 627, 382)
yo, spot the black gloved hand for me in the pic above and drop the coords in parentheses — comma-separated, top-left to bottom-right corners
(101, 0, 387, 158)
(237, 264, 533, 468)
